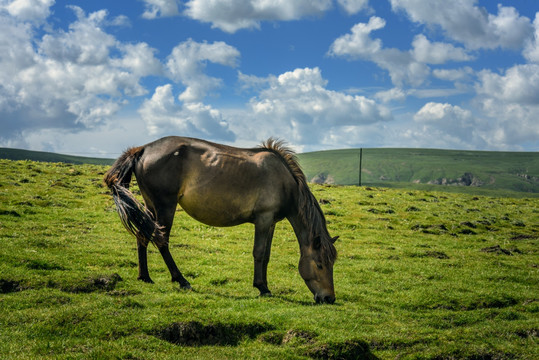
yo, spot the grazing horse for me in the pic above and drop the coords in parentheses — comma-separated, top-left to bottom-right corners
(104, 136, 338, 304)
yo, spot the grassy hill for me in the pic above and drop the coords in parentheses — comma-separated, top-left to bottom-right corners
(0, 147, 113, 165)
(2, 146, 538, 196)
(0, 159, 537, 359)
(299, 148, 539, 196)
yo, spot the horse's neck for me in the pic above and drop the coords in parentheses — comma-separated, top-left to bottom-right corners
(287, 208, 321, 250)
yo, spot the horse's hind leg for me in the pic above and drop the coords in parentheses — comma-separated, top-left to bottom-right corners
(153, 200, 192, 290)
(137, 240, 153, 283)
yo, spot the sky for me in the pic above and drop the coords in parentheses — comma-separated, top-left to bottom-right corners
(0, 0, 538, 157)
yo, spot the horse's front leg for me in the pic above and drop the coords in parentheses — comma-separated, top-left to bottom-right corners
(158, 243, 191, 289)
(252, 219, 275, 297)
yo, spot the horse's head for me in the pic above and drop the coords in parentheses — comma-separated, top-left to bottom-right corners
(298, 235, 338, 304)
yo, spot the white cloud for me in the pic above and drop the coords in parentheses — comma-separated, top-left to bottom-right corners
(523, 12, 539, 63)
(328, 16, 385, 59)
(138, 84, 235, 141)
(433, 67, 473, 82)
(375, 87, 406, 103)
(112, 42, 163, 77)
(141, 0, 180, 19)
(473, 64, 539, 149)
(239, 67, 392, 146)
(0, 6, 161, 143)
(166, 39, 240, 102)
(411, 34, 472, 64)
(184, 0, 332, 33)
(329, 16, 430, 87)
(390, 0, 533, 50)
(476, 98, 539, 149)
(1, 0, 54, 22)
(413, 102, 487, 149)
(336, 0, 369, 15)
(476, 64, 539, 105)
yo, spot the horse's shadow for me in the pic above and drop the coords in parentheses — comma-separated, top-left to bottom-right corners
(180, 286, 339, 306)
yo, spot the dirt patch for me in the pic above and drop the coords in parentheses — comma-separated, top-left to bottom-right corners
(411, 224, 448, 235)
(367, 208, 395, 214)
(24, 259, 65, 270)
(306, 339, 377, 360)
(410, 251, 450, 260)
(258, 331, 285, 345)
(0, 209, 21, 217)
(514, 328, 538, 339)
(458, 228, 477, 235)
(282, 329, 317, 345)
(59, 273, 123, 293)
(510, 234, 536, 241)
(460, 221, 477, 228)
(481, 245, 514, 256)
(424, 251, 450, 259)
(154, 321, 273, 346)
(0, 279, 23, 293)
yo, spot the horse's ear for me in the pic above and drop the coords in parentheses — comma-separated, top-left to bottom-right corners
(313, 236, 321, 250)
(331, 236, 339, 243)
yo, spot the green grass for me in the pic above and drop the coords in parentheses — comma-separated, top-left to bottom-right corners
(0, 147, 114, 165)
(298, 148, 539, 196)
(3, 146, 538, 196)
(0, 159, 538, 359)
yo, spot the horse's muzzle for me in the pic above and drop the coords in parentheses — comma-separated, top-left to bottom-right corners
(315, 294, 335, 304)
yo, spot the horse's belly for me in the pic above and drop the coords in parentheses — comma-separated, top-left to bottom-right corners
(178, 193, 255, 227)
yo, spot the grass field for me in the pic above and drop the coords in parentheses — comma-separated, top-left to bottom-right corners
(2, 146, 538, 197)
(0, 159, 538, 359)
(298, 148, 539, 196)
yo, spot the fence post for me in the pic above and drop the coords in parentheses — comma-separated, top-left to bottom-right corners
(359, 148, 363, 187)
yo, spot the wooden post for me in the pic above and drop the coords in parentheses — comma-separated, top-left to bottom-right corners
(359, 148, 363, 187)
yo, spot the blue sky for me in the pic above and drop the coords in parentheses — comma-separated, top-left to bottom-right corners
(0, 0, 538, 157)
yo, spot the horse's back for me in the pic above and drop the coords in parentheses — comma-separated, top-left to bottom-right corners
(135, 136, 296, 227)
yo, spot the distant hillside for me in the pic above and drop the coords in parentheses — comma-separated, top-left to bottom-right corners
(2, 146, 538, 196)
(298, 148, 539, 196)
(0, 148, 113, 166)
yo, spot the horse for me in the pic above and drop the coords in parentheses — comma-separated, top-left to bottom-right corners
(104, 136, 338, 304)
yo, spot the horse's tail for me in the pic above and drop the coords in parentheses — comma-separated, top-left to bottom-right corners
(104, 147, 165, 247)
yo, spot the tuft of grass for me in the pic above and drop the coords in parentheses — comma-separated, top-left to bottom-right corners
(0, 159, 538, 359)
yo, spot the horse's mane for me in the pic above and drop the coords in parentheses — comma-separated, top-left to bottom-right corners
(260, 138, 337, 265)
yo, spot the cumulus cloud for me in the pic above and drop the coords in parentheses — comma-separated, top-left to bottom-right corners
(184, 0, 333, 33)
(166, 39, 240, 102)
(141, 0, 180, 19)
(138, 84, 235, 141)
(476, 98, 539, 149)
(411, 34, 472, 64)
(390, 0, 533, 50)
(375, 87, 406, 103)
(328, 16, 385, 58)
(523, 12, 539, 63)
(433, 67, 474, 82)
(1, 0, 54, 22)
(336, 0, 369, 15)
(239, 67, 392, 145)
(413, 102, 487, 149)
(473, 64, 539, 149)
(0, 5, 162, 144)
(476, 64, 539, 105)
(328, 16, 430, 87)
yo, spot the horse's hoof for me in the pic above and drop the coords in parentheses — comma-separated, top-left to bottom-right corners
(180, 283, 192, 291)
(259, 291, 272, 297)
(138, 277, 154, 284)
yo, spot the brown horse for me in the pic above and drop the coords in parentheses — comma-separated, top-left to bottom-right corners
(104, 136, 338, 304)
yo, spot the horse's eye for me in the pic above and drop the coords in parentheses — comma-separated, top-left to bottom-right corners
(316, 263, 323, 270)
